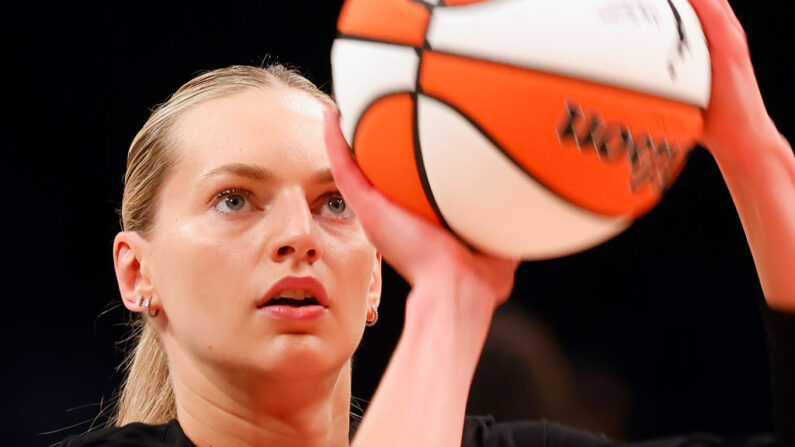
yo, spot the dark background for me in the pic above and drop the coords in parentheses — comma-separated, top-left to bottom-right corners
(4, 1, 793, 445)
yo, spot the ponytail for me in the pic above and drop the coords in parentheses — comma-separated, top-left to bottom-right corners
(112, 321, 175, 426)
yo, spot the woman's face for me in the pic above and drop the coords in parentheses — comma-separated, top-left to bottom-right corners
(141, 87, 380, 379)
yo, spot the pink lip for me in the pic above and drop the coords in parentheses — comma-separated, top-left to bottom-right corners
(257, 276, 330, 309)
(258, 304, 328, 321)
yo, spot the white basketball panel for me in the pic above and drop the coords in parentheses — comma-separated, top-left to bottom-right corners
(417, 94, 631, 259)
(330, 39, 420, 143)
(426, 0, 710, 107)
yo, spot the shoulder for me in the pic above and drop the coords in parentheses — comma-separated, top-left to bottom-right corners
(462, 415, 610, 447)
(58, 420, 195, 447)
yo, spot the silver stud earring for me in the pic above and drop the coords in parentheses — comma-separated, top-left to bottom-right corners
(138, 295, 159, 318)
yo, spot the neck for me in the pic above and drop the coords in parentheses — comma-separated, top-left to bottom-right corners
(170, 356, 352, 447)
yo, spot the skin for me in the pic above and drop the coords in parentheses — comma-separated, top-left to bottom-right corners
(324, 0, 794, 445)
(114, 87, 382, 447)
(687, 0, 795, 311)
(113, 0, 795, 446)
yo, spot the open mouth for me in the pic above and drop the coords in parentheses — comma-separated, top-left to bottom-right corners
(257, 277, 330, 312)
(262, 296, 321, 307)
(259, 288, 324, 308)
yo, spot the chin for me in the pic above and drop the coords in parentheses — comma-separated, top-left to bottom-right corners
(255, 333, 350, 379)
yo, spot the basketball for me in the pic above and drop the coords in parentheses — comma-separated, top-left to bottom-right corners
(330, 0, 711, 259)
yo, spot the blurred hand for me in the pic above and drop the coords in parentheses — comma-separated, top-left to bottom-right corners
(688, 0, 785, 156)
(689, 0, 795, 311)
(324, 109, 519, 310)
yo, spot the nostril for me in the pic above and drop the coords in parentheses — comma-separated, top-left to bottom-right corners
(273, 245, 318, 261)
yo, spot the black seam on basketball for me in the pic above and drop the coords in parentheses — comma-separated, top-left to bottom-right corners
(335, 33, 422, 50)
(337, 34, 424, 151)
(349, 91, 418, 162)
(346, 91, 457, 234)
(410, 93, 478, 251)
(439, 47, 703, 107)
(336, 9, 704, 107)
(425, 0, 436, 51)
(408, 0, 433, 12)
(417, 93, 622, 218)
(664, 0, 689, 80)
(415, 40, 425, 95)
(418, 1, 482, 251)
(420, 2, 434, 91)
(333, 56, 644, 223)
(412, 35, 449, 228)
(347, 90, 471, 248)
(413, 24, 480, 252)
(379, 41, 703, 108)
(666, 0, 687, 52)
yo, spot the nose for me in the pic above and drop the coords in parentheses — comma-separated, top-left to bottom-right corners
(267, 191, 322, 265)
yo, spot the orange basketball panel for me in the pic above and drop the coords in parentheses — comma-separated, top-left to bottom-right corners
(353, 93, 440, 224)
(419, 50, 703, 217)
(337, 0, 430, 47)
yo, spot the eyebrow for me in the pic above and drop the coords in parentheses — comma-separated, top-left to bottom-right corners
(197, 163, 273, 183)
(196, 163, 335, 185)
(312, 168, 335, 184)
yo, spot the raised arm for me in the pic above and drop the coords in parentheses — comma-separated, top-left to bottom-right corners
(688, 0, 795, 312)
(324, 109, 519, 447)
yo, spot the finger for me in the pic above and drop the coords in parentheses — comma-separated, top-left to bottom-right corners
(323, 108, 385, 218)
(474, 254, 521, 287)
(322, 108, 445, 255)
(687, 0, 745, 49)
(716, 0, 744, 34)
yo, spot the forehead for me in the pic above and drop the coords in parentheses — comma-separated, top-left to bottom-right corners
(171, 87, 329, 178)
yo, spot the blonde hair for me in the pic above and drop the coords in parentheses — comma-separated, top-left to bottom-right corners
(113, 64, 335, 426)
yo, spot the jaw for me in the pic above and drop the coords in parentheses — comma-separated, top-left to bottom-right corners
(172, 360, 354, 447)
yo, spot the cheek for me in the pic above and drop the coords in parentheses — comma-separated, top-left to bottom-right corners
(325, 230, 377, 325)
(149, 219, 260, 347)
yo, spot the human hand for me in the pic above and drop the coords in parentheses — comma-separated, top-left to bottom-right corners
(688, 0, 795, 311)
(327, 108, 520, 447)
(324, 109, 519, 311)
(688, 0, 785, 158)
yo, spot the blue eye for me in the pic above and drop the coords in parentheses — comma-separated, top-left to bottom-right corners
(214, 189, 251, 214)
(320, 194, 354, 218)
(328, 197, 346, 214)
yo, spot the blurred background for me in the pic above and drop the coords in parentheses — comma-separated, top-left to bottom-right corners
(3, 1, 793, 445)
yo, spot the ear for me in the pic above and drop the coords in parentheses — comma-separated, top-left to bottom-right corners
(113, 231, 154, 313)
(367, 251, 382, 310)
